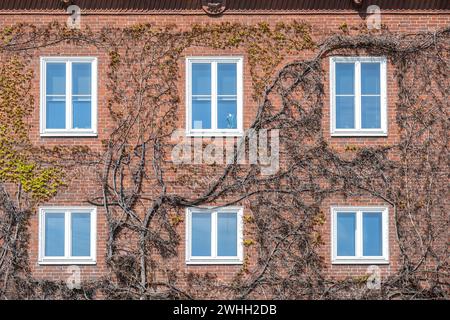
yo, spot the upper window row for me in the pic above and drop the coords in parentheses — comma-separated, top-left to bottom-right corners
(40, 56, 387, 137)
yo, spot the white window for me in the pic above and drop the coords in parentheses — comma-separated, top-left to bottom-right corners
(330, 57, 387, 136)
(185, 207, 243, 264)
(40, 57, 97, 136)
(186, 57, 243, 136)
(38, 207, 97, 265)
(331, 206, 389, 264)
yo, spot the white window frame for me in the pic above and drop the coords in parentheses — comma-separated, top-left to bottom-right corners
(331, 206, 389, 265)
(38, 206, 97, 265)
(185, 207, 243, 264)
(40, 57, 98, 137)
(330, 57, 387, 136)
(186, 57, 243, 137)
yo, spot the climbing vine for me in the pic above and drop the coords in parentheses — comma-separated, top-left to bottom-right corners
(0, 21, 448, 299)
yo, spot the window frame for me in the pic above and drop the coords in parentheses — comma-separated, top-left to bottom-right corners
(38, 206, 97, 265)
(331, 206, 389, 265)
(185, 56, 244, 137)
(185, 207, 244, 265)
(40, 57, 98, 137)
(330, 56, 387, 137)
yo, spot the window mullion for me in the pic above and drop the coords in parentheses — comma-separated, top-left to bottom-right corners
(211, 62, 218, 131)
(65, 211, 71, 259)
(355, 61, 361, 130)
(357, 210, 363, 258)
(66, 61, 72, 130)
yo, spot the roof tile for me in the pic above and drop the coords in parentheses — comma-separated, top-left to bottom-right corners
(0, 0, 448, 12)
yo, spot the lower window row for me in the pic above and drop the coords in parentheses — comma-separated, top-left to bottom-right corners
(38, 206, 389, 265)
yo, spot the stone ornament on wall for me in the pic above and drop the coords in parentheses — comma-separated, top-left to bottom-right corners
(202, 0, 227, 15)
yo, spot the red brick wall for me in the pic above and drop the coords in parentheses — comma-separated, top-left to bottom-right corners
(0, 10, 448, 287)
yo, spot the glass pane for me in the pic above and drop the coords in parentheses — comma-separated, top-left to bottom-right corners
(192, 63, 211, 95)
(46, 63, 66, 95)
(361, 96, 381, 129)
(71, 212, 91, 257)
(46, 96, 66, 129)
(45, 212, 65, 257)
(191, 212, 211, 256)
(337, 212, 356, 256)
(335, 63, 354, 95)
(192, 98, 211, 129)
(336, 96, 355, 129)
(361, 63, 380, 95)
(217, 98, 237, 129)
(218, 63, 237, 95)
(72, 63, 91, 95)
(73, 96, 92, 129)
(363, 212, 383, 256)
(217, 212, 237, 256)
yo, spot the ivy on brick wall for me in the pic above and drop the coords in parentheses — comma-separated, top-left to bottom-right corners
(0, 58, 64, 201)
(0, 21, 448, 299)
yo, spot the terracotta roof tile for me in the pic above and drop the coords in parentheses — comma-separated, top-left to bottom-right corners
(0, 0, 448, 12)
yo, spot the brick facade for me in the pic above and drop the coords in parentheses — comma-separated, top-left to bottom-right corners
(1, 2, 449, 293)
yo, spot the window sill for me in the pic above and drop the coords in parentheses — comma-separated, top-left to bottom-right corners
(331, 131, 387, 137)
(40, 132, 98, 138)
(186, 259, 243, 265)
(332, 259, 389, 265)
(38, 259, 96, 265)
(186, 131, 243, 138)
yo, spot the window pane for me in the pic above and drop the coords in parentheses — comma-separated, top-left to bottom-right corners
(72, 63, 91, 95)
(45, 212, 65, 257)
(363, 212, 383, 256)
(217, 98, 237, 129)
(337, 212, 356, 256)
(46, 96, 66, 129)
(361, 96, 381, 129)
(192, 63, 211, 95)
(335, 63, 354, 95)
(218, 63, 237, 95)
(336, 96, 355, 129)
(73, 96, 92, 129)
(191, 212, 211, 256)
(361, 63, 380, 95)
(192, 98, 211, 129)
(217, 212, 237, 256)
(71, 212, 91, 257)
(46, 63, 66, 95)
